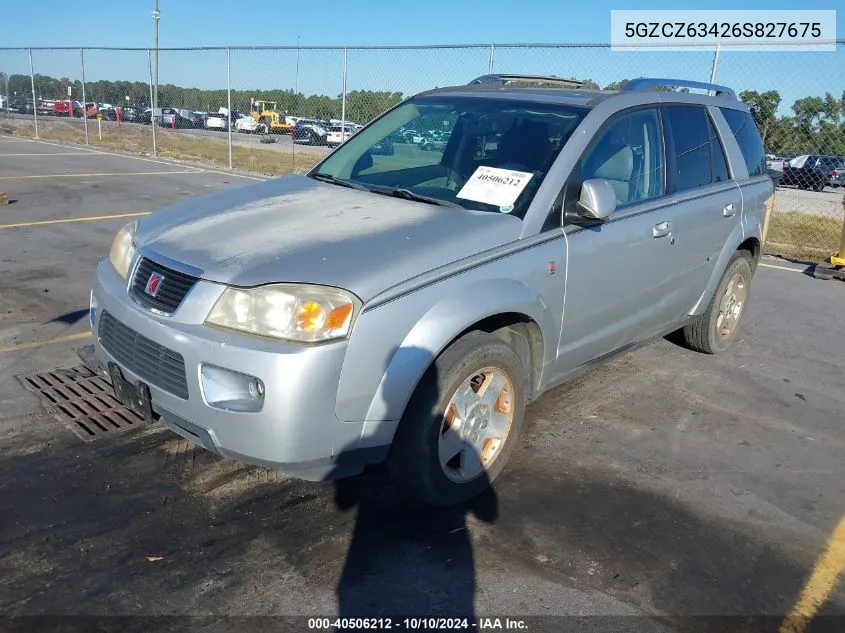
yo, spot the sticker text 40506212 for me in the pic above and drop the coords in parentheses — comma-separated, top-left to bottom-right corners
(456, 166, 534, 209)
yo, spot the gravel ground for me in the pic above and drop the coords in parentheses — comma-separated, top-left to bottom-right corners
(774, 186, 845, 219)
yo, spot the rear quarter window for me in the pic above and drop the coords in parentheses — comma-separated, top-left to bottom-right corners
(719, 108, 766, 178)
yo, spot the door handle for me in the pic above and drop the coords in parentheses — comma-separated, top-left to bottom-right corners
(652, 221, 671, 238)
(722, 203, 736, 217)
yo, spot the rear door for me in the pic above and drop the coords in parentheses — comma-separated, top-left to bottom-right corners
(718, 106, 773, 247)
(655, 104, 743, 314)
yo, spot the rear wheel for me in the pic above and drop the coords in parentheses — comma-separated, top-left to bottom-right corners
(387, 332, 526, 506)
(679, 251, 753, 354)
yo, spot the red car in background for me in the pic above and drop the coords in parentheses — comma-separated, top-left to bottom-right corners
(53, 101, 99, 118)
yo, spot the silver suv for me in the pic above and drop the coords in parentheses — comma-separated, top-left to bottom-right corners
(86, 74, 773, 506)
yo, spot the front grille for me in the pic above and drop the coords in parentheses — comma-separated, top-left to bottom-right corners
(130, 257, 199, 314)
(98, 311, 189, 399)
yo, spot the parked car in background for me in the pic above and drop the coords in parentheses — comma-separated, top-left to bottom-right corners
(421, 130, 449, 152)
(205, 111, 229, 130)
(158, 109, 204, 129)
(401, 128, 424, 144)
(36, 100, 56, 116)
(156, 108, 178, 127)
(205, 109, 243, 131)
(98, 107, 118, 121)
(191, 111, 208, 127)
(136, 108, 153, 124)
(292, 119, 329, 145)
(326, 124, 359, 147)
(6, 98, 32, 114)
(779, 154, 845, 191)
(235, 116, 265, 133)
(766, 154, 788, 171)
(52, 101, 76, 117)
(120, 106, 146, 123)
(87, 73, 771, 507)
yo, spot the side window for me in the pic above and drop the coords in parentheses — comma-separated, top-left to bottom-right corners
(719, 107, 767, 177)
(708, 115, 730, 183)
(666, 106, 712, 192)
(580, 108, 665, 208)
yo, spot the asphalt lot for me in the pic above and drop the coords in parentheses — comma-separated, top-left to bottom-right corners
(1, 135, 845, 632)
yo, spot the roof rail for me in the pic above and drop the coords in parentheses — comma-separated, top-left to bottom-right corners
(468, 74, 591, 89)
(621, 77, 736, 99)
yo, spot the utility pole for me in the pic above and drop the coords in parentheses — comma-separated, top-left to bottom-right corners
(709, 43, 721, 89)
(294, 35, 301, 96)
(152, 0, 160, 115)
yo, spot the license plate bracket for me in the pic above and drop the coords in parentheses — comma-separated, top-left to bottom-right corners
(108, 362, 155, 423)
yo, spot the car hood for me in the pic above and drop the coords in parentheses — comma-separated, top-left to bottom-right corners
(135, 175, 522, 302)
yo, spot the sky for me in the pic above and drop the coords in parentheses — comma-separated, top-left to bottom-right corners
(0, 0, 842, 115)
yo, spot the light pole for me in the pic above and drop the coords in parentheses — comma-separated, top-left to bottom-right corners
(152, 0, 160, 115)
(294, 35, 301, 97)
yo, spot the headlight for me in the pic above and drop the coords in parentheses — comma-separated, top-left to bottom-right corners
(109, 221, 137, 279)
(205, 284, 360, 343)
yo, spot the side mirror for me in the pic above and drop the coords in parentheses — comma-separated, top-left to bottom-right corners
(576, 179, 617, 221)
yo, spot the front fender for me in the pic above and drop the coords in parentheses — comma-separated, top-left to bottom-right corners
(334, 277, 557, 429)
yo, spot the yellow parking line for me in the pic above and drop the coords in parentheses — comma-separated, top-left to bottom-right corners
(760, 262, 805, 273)
(0, 331, 92, 354)
(779, 515, 845, 633)
(0, 212, 149, 229)
(0, 169, 203, 180)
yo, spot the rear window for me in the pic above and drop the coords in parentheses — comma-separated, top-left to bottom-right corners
(719, 108, 766, 177)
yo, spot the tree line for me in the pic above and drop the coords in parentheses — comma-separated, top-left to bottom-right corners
(2, 71, 843, 155)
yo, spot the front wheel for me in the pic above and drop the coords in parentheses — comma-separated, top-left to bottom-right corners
(679, 251, 754, 354)
(387, 332, 526, 506)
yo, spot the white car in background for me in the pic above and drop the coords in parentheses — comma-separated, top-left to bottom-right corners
(235, 116, 266, 134)
(326, 124, 360, 147)
(206, 109, 241, 131)
(205, 112, 229, 131)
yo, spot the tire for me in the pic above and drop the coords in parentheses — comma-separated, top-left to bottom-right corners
(387, 331, 526, 506)
(679, 251, 754, 354)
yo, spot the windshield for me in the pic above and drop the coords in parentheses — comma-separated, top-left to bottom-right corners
(311, 96, 588, 218)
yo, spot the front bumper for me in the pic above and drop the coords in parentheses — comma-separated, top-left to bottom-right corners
(90, 257, 390, 480)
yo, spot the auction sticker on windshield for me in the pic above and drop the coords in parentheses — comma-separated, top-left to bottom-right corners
(456, 166, 533, 208)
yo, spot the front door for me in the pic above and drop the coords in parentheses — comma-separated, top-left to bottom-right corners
(554, 106, 682, 376)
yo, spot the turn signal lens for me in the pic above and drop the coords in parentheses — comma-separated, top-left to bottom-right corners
(326, 303, 354, 330)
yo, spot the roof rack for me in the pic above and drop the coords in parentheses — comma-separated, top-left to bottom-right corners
(467, 74, 591, 89)
(621, 77, 736, 99)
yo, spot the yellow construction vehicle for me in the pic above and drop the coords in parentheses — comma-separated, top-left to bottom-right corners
(249, 99, 293, 134)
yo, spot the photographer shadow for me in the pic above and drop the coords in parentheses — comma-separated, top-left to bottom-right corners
(329, 345, 499, 627)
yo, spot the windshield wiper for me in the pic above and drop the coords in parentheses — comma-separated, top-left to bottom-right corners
(309, 172, 371, 191)
(388, 188, 463, 208)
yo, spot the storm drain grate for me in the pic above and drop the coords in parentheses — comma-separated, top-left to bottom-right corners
(18, 365, 149, 441)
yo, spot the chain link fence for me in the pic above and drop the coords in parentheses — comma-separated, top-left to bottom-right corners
(1, 43, 843, 263)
